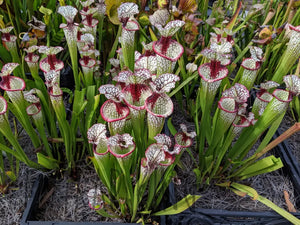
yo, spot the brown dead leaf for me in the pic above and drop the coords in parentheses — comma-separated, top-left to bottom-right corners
(284, 190, 297, 213)
(39, 187, 55, 208)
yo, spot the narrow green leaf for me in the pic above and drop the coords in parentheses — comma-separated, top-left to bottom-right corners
(153, 194, 201, 216)
(231, 183, 259, 200)
(37, 153, 59, 170)
(96, 208, 119, 218)
(101, 193, 118, 211)
(33, 0, 42, 11)
(50, 29, 65, 46)
(149, 27, 158, 41)
(231, 182, 300, 225)
(0, 43, 11, 63)
(46, 0, 57, 11)
(238, 156, 283, 180)
(85, 87, 100, 154)
(234, 42, 242, 56)
(167, 118, 177, 136)
(61, 87, 74, 101)
(254, 114, 285, 155)
(90, 156, 114, 196)
(233, 42, 253, 65)
(35, 90, 58, 139)
(169, 72, 198, 97)
(294, 97, 300, 122)
(139, 210, 151, 214)
(153, 170, 176, 209)
(193, 168, 202, 186)
(6, 171, 17, 182)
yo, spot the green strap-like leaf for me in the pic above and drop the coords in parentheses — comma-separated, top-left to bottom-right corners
(6, 170, 17, 182)
(0, 43, 12, 63)
(167, 118, 177, 136)
(96, 208, 119, 218)
(149, 27, 158, 41)
(169, 71, 198, 98)
(37, 153, 59, 170)
(230, 182, 300, 225)
(152, 194, 201, 216)
(238, 155, 283, 180)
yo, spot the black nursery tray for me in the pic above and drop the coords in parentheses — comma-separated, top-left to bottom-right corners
(165, 134, 300, 225)
(22, 222, 132, 225)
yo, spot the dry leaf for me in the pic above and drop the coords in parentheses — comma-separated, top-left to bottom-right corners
(39, 187, 55, 208)
(284, 190, 297, 213)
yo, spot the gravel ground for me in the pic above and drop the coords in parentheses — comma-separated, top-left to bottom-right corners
(34, 160, 125, 222)
(0, 164, 43, 225)
(280, 111, 300, 164)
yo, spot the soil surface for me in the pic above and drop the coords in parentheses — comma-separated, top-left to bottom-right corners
(280, 111, 300, 164)
(34, 160, 124, 222)
(0, 165, 41, 225)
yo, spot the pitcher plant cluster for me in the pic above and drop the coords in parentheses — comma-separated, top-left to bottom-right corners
(184, 27, 300, 187)
(85, 2, 200, 222)
(0, 0, 299, 224)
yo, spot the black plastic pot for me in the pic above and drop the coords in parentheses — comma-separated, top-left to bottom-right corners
(165, 135, 300, 225)
(21, 172, 166, 225)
